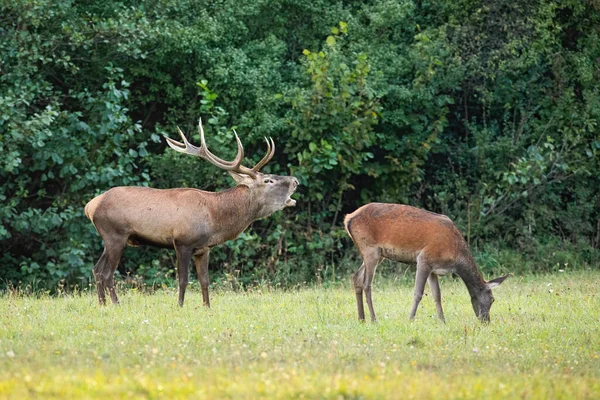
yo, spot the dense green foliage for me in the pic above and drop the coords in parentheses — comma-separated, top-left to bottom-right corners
(1, 0, 599, 289)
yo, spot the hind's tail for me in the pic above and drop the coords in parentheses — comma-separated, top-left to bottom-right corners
(343, 213, 356, 243)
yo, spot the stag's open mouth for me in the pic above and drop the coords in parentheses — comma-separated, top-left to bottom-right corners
(285, 197, 296, 207)
(285, 178, 299, 207)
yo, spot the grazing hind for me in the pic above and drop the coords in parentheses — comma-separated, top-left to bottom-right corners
(344, 203, 508, 323)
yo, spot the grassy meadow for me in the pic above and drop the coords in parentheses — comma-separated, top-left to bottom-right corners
(0, 270, 598, 399)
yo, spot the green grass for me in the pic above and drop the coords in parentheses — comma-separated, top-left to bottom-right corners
(0, 271, 598, 399)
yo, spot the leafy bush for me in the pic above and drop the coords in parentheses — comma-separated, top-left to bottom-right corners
(1, 0, 598, 291)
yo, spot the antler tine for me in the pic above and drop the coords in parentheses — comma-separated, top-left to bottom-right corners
(198, 119, 243, 167)
(165, 126, 205, 156)
(251, 137, 276, 173)
(230, 130, 260, 177)
(270, 137, 275, 159)
(197, 119, 258, 178)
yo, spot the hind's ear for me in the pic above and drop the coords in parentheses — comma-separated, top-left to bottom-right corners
(486, 274, 510, 290)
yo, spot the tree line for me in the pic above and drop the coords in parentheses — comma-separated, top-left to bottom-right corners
(1, 0, 598, 290)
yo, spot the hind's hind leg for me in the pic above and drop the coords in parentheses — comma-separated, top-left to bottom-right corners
(353, 247, 381, 322)
(352, 263, 366, 321)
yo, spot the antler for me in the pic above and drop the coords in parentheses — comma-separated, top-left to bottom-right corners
(166, 119, 256, 177)
(251, 137, 275, 173)
(165, 119, 276, 177)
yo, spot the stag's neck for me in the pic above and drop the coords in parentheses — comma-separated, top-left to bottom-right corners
(454, 254, 487, 298)
(216, 185, 260, 221)
(209, 186, 260, 241)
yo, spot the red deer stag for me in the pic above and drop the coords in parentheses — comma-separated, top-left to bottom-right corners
(344, 203, 509, 323)
(85, 119, 299, 306)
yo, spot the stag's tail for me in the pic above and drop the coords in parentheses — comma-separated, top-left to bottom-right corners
(84, 193, 105, 231)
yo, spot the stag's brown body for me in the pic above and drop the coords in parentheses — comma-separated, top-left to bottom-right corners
(86, 186, 274, 250)
(85, 119, 298, 307)
(345, 203, 508, 323)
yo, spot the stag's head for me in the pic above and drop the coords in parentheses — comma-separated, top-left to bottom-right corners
(165, 119, 298, 218)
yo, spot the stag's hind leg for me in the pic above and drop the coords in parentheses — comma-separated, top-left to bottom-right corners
(105, 236, 127, 305)
(174, 243, 193, 307)
(92, 251, 109, 305)
(93, 233, 127, 306)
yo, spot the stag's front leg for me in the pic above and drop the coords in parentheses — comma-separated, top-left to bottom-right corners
(194, 250, 211, 307)
(174, 244, 193, 307)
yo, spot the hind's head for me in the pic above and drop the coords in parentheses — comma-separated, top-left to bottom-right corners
(471, 274, 510, 323)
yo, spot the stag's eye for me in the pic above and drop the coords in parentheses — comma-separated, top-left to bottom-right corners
(263, 178, 274, 184)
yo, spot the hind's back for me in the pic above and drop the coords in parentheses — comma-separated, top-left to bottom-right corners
(344, 203, 466, 263)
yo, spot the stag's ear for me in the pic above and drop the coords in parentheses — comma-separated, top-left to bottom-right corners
(486, 274, 510, 290)
(229, 171, 255, 186)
